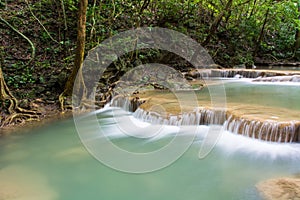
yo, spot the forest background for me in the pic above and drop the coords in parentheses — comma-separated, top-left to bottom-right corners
(0, 0, 299, 127)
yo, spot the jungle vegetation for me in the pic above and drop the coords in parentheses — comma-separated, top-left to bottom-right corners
(0, 0, 299, 125)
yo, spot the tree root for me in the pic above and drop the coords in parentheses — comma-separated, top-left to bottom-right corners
(58, 92, 66, 111)
(0, 67, 40, 127)
(1, 103, 41, 127)
(3, 112, 40, 126)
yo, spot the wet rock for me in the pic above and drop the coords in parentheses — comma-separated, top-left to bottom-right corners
(256, 177, 300, 200)
(185, 76, 194, 81)
(186, 69, 201, 78)
(185, 69, 212, 79)
(234, 74, 243, 79)
(208, 64, 223, 69)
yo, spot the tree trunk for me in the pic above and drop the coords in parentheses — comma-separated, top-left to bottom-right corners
(254, 8, 269, 56)
(59, 0, 88, 110)
(294, 0, 300, 52)
(190, 0, 233, 65)
(202, 0, 233, 46)
(248, 0, 257, 19)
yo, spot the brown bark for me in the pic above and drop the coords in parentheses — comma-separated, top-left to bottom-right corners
(202, 0, 233, 46)
(294, 0, 300, 52)
(295, 30, 300, 52)
(59, 0, 88, 110)
(254, 8, 269, 56)
(248, 0, 257, 19)
(190, 0, 233, 65)
(64, 0, 87, 95)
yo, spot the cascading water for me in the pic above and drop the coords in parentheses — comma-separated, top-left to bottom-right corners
(133, 108, 226, 126)
(185, 69, 300, 79)
(253, 75, 300, 82)
(131, 106, 300, 143)
(110, 95, 145, 112)
(223, 115, 299, 143)
(110, 79, 300, 143)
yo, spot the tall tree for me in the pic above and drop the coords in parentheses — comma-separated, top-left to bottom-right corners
(59, 0, 88, 110)
(203, 0, 234, 46)
(255, 7, 270, 56)
(295, 0, 300, 52)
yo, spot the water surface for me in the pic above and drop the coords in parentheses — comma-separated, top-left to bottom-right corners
(1, 108, 300, 200)
(1, 80, 300, 200)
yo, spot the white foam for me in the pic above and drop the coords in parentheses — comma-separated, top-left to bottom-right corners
(216, 130, 300, 160)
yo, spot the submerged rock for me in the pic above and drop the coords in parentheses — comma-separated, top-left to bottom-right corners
(256, 177, 300, 200)
(0, 165, 58, 200)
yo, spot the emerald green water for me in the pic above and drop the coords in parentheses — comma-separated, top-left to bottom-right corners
(1, 111, 300, 200)
(222, 80, 300, 110)
(1, 80, 300, 200)
(198, 79, 300, 110)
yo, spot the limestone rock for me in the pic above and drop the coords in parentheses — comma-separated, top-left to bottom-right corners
(256, 177, 300, 200)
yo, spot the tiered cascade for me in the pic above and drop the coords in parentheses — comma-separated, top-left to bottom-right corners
(111, 96, 300, 143)
(184, 69, 300, 79)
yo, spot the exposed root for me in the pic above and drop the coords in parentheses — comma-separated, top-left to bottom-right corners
(1, 103, 41, 127)
(59, 65, 87, 112)
(0, 99, 41, 127)
(3, 113, 39, 126)
(58, 92, 66, 111)
(0, 67, 40, 127)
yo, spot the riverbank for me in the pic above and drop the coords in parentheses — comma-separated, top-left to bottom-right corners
(0, 103, 72, 136)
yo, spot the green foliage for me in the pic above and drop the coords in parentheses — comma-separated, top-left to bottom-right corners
(2, 0, 300, 102)
(26, 0, 292, 68)
(4, 62, 36, 89)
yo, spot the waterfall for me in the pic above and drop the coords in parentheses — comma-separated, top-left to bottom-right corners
(253, 75, 300, 82)
(133, 107, 300, 143)
(110, 95, 300, 143)
(110, 95, 145, 112)
(133, 108, 226, 126)
(210, 69, 269, 78)
(185, 69, 300, 79)
(223, 115, 300, 143)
